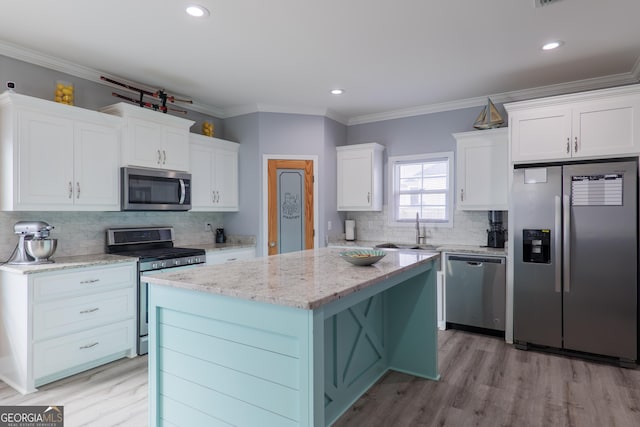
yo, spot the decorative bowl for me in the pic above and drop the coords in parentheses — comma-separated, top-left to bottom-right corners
(339, 249, 386, 266)
(25, 238, 57, 261)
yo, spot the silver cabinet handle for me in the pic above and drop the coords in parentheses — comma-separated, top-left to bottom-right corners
(226, 258, 237, 262)
(79, 342, 99, 350)
(157, 149, 162, 164)
(563, 194, 571, 293)
(461, 188, 464, 201)
(367, 192, 371, 203)
(216, 191, 220, 203)
(162, 150, 167, 164)
(554, 195, 562, 293)
(80, 307, 99, 314)
(80, 279, 100, 284)
(566, 138, 570, 154)
(76, 182, 80, 199)
(211, 190, 215, 203)
(68, 181, 73, 199)
(574, 136, 578, 153)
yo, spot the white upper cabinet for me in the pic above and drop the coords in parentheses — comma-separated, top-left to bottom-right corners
(507, 85, 640, 163)
(189, 134, 239, 211)
(454, 128, 508, 211)
(0, 92, 121, 211)
(337, 143, 384, 211)
(100, 102, 194, 171)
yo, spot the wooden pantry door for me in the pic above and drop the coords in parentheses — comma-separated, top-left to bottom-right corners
(267, 159, 314, 255)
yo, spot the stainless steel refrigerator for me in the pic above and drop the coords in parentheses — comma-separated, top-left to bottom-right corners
(513, 159, 638, 363)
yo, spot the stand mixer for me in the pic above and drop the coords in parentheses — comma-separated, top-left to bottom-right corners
(8, 221, 58, 265)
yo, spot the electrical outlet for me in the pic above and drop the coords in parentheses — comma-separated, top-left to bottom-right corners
(205, 223, 212, 231)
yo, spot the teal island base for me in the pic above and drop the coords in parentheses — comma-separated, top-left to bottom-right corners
(148, 258, 438, 426)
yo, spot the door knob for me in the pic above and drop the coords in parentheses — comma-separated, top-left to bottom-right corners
(269, 241, 276, 247)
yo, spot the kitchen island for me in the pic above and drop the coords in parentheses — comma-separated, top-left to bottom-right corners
(143, 247, 440, 426)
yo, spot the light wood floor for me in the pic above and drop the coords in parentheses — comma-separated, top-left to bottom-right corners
(1, 330, 639, 426)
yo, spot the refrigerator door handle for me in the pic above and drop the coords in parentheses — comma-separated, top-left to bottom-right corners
(554, 195, 562, 293)
(563, 194, 571, 293)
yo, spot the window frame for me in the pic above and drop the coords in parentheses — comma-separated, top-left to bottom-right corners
(387, 152, 454, 228)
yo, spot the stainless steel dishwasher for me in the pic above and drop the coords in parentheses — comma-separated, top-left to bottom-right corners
(445, 253, 506, 332)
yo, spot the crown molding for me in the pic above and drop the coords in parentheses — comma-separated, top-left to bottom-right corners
(0, 40, 227, 118)
(221, 103, 348, 125)
(2, 40, 639, 127)
(347, 71, 640, 126)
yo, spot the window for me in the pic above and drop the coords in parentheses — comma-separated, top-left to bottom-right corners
(389, 152, 453, 227)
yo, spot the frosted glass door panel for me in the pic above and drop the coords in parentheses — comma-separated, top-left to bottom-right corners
(278, 169, 305, 254)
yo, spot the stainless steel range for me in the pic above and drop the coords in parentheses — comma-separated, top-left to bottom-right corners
(106, 226, 205, 355)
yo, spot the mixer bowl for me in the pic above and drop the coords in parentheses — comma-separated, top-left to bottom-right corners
(25, 238, 57, 261)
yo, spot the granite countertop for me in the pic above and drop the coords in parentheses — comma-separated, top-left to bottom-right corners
(329, 240, 507, 256)
(143, 247, 440, 310)
(0, 253, 137, 275)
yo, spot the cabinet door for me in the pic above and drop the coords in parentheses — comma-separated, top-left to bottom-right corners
(189, 142, 215, 209)
(573, 96, 640, 158)
(456, 130, 508, 210)
(162, 127, 190, 171)
(214, 148, 239, 210)
(74, 121, 120, 210)
(125, 118, 163, 168)
(18, 110, 75, 207)
(510, 107, 572, 162)
(337, 149, 373, 209)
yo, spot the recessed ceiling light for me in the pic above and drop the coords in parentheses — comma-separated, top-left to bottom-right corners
(186, 5, 210, 18)
(542, 40, 563, 50)
(330, 89, 345, 95)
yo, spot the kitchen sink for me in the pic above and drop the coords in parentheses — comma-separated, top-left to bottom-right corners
(374, 243, 439, 251)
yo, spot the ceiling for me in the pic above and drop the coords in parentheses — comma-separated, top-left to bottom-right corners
(1, 0, 640, 124)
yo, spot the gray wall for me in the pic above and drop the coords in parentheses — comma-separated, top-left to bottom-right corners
(0, 55, 225, 137)
(345, 106, 507, 246)
(225, 112, 347, 256)
(0, 52, 503, 255)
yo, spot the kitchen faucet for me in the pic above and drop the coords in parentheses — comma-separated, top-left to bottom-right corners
(416, 212, 426, 245)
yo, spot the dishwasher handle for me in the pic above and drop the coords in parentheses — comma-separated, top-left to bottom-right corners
(447, 255, 505, 264)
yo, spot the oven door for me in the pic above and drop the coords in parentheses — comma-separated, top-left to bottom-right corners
(122, 167, 191, 211)
(139, 264, 200, 355)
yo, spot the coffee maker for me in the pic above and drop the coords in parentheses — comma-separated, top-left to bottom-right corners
(8, 221, 58, 264)
(487, 211, 506, 248)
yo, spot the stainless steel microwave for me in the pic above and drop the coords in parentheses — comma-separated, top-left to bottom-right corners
(121, 167, 191, 211)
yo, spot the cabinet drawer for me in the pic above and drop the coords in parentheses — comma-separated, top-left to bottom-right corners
(206, 248, 256, 265)
(33, 320, 134, 379)
(33, 264, 135, 302)
(34, 288, 135, 340)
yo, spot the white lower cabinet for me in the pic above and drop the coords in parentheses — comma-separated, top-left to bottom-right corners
(206, 247, 256, 265)
(0, 262, 137, 394)
(33, 321, 133, 380)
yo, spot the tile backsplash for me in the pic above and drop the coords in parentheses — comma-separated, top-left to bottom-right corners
(0, 211, 227, 261)
(343, 205, 507, 246)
